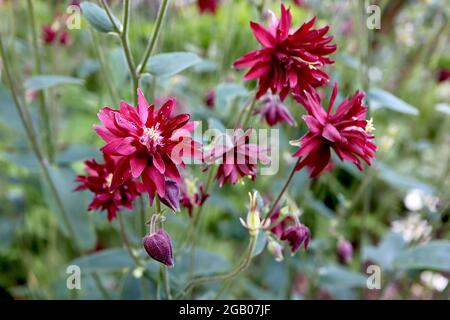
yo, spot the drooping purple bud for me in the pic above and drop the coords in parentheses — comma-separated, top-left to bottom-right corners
(159, 180, 180, 212)
(143, 229, 174, 267)
(280, 224, 310, 254)
(337, 239, 353, 264)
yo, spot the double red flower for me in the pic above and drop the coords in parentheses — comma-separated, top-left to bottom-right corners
(292, 83, 377, 178)
(95, 89, 202, 204)
(75, 155, 142, 221)
(233, 4, 336, 100)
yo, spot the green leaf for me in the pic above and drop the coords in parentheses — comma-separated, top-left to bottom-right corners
(80, 2, 121, 33)
(43, 166, 96, 250)
(376, 162, 435, 194)
(252, 231, 268, 257)
(318, 265, 367, 290)
(147, 52, 201, 77)
(56, 144, 99, 165)
(367, 88, 419, 115)
(24, 75, 84, 91)
(207, 118, 226, 133)
(393, 241, 450, 271)
(363, 232, 406, 270)
(69, 248, 134, 273)
(215, 83, 249, 109)
(174, 249, 230, 280)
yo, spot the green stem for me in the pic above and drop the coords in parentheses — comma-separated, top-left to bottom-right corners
(92, 272, 113, 300)
(118, 212, 142, 267)
(240, 95, 257, 128)
(26, 0, 54, 161)
(0, 34, 79, 249)
(176, 235, 257, 299)
(262, 157, 302, 224)
(137, 0, 170, 75)
(161, 265, 172, 299)
(89, 28, 118, 103)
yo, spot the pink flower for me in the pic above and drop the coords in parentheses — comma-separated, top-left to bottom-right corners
(257, 94, 296, 126)
(233, 4, 336, 100)
(205, 129, 270, 187)
(197, 0, 219, 15)
(95, 89, 202, 204)
(437, 68, 450, 83)
(75, 155, 142, 221)
(292, 83, 377, 178)
(59, 31, 70, 45)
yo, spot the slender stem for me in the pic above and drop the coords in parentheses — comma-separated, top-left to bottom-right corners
(26, 0, 54, 161)
(161, 265, 172, 299)
(176, 235, 257, 299)
(262, 157, 302, 224)
(89, 28, 118, 103)
(100, 0, 138, 101)
(137, 0, 170, 75)
(239, 95, 257, 128)
(118, 213, 142, 267)
(0, 34, 79, 249)
(92, 272, 113, 300)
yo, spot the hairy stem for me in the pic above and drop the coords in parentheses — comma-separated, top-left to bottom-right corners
(176, 235, 257, 299)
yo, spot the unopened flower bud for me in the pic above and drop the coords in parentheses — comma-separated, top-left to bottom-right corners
(267, 238, 284, 262)
(240, 192, 262, 236)
(143, 215, 174, 267)
(159, 180, 180, 212)
(337, 239, 353, 264)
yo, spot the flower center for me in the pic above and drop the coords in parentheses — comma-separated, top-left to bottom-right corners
(104, 173, 113, 189)
(365, 118, 375, 133)
(140, 124, 163, 149)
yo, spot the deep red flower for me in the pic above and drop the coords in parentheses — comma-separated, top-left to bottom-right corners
(180, 178, 209, 217)
(204, 89, 215, 109)
(337, 238, 353, 264)
(75, 155, 142, 221)
(59, 31, 70, 45)
(233, 4, 336, 100)
(143, 215, 174, 267)
(281, 224, 310, 253)
(437, 68, 450, 83)
(41, 25, 58, 44)
(292, 83, 377, 178)
(205, 129, 270, 187)
(257, 94, 296, 126)
(197, 0, 219, 14)
(95, 89, 202, 204)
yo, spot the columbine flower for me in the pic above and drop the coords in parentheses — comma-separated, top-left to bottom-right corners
(180, 177, 209, 217)
(205, 129, 270, 187)
(437, 69, 450, 82)
(240, 192, 269, 236)
(95, 89, 202, 204)
(197, 0, 219, 15)
(233, 4, 336, 100)
(281, 223, 310, 254)
(143, 215, 174, 267)
(337, 238, 353, 264)
(291, 83, 377, 178)
(268, 206, 310, 255)
(267, 238, 284, 262)
(257, 94, 296, 126)
(74, 155, 142, 221)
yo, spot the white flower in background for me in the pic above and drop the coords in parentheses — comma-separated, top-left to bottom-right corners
(391, 213, 432, 243)
(396, 22, 416, 47)
(404, 189, 424, 211)
(403, 189, 440, 213)
(420, 271, 449, 292)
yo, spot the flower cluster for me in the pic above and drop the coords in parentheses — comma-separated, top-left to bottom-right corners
(41, 14, 71, 46)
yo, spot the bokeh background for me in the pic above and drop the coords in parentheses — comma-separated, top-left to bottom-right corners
(0, 0, 449, 300)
